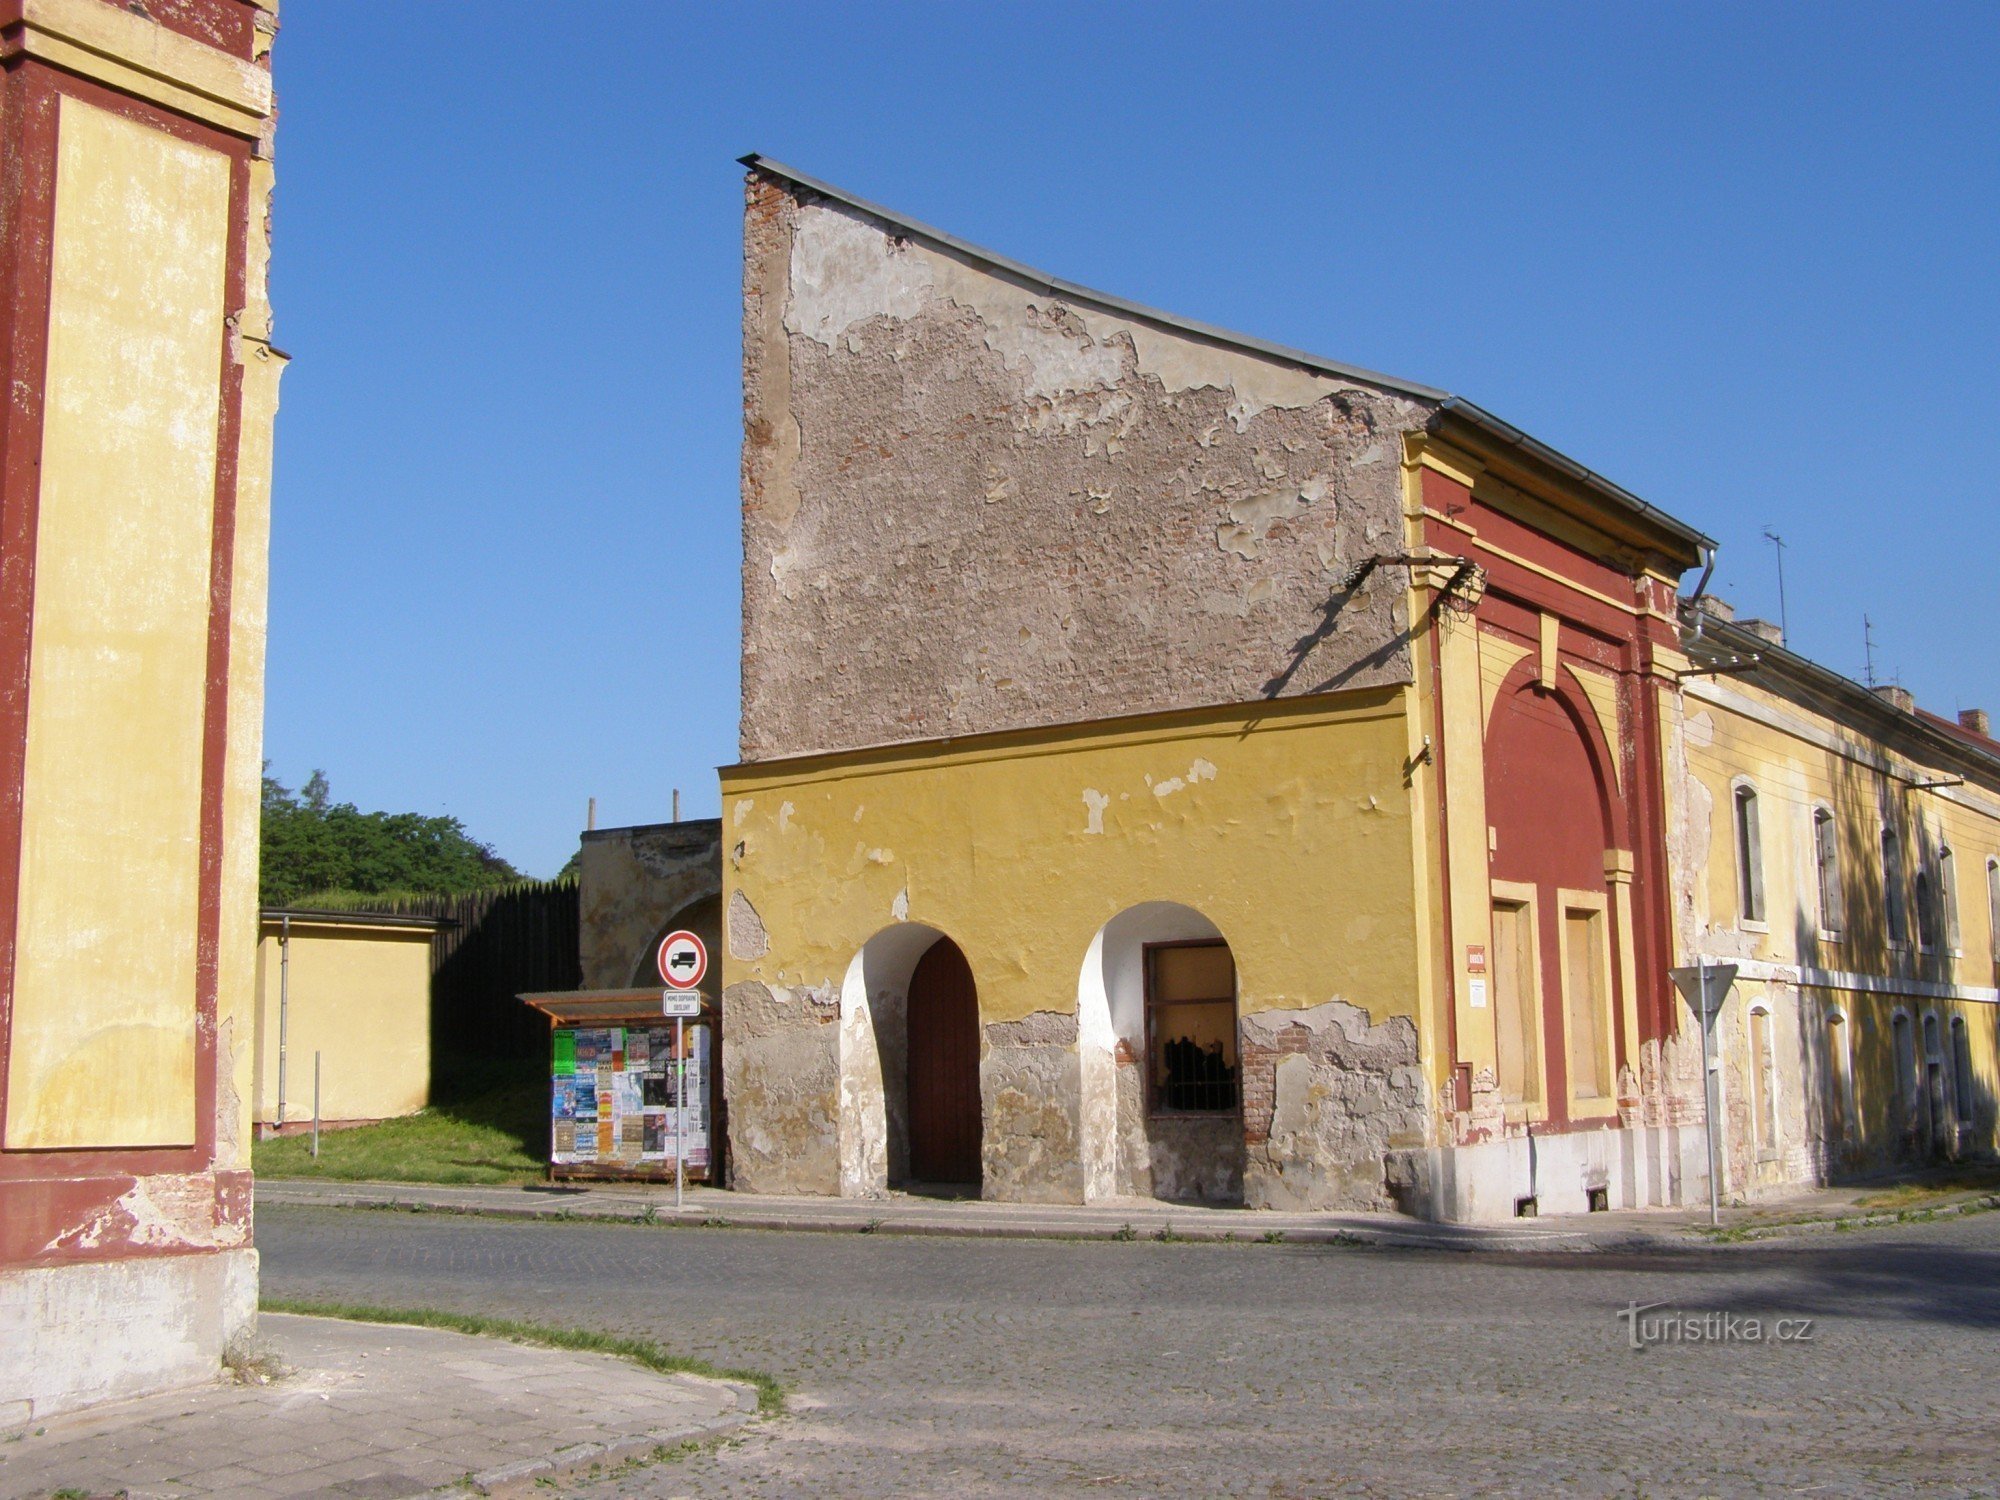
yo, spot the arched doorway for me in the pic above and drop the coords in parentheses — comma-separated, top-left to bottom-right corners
(1076, 902, 1244, 1204)
(906, 937, 982, 1186)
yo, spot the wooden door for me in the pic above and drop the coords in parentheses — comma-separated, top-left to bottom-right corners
(906, 937, 981, 1185)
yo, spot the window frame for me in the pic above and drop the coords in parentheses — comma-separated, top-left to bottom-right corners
(1555, 888, 1618, 1118)
(1824, 1007, 1854, 1144)
(1748, 999, 1780, 1161)
(1939, 843, 1961, 955)
(1732, 780, 1766, 930)
(1490, 879, 1549, 1125)
(1812, 804, 1845, 940)
(1141, 938, 1240, 1119)
(1882, 824, 1909, 951)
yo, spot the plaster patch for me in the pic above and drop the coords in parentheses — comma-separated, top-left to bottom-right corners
(891, 887, 909, 921)
(786, 205, 935, 347)
(727, 889, 769, 961)
(1082, 788, 1109, 834)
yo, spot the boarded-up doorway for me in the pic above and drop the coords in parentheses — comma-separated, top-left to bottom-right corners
(906, 937, 981, 1186)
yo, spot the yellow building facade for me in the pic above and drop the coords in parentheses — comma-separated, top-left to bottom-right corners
(1669, 604, 2000, 1198)
(0, 0, 282, 1421)
(720, 160, 1716, 1219)
(253, 912, 441, 1133)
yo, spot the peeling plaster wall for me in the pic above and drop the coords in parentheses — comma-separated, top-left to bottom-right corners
(1663, 656, 2000, 1196)
(981, 1011, 1084, 1204)
(1240, 1000, 1427, 1211)
(579, 821, 723, 990)
(720, 978, 841, 1195)
(720, 692, 1427, 1205)
(740, 179, 1435, 763)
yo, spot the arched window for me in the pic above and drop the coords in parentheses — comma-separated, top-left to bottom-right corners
(1950, 1016, 1975, 1129)
(1825, 1010, 1853, 1142)
(1734, 784, 1765, 924)
(1922, 1013, 1948, 1151)
(1939, 845, 1960, 952)
(1915, 869, 1938, 952)
(1749, 1002, 1779, 1157)
(1813, 807, 1844, 934)
(1989, 859, 2000, 979)
(1883, 827, 1908, 948)
(1891, 1011, 1916, 1130)
(1146, 941, 1238, 1114)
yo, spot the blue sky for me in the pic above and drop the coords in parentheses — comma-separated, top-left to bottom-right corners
(265, 2, 2000, 878)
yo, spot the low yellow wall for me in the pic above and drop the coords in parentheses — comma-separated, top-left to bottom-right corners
(722, 687, 1422, 1029)
(253, 921, 434, 1125)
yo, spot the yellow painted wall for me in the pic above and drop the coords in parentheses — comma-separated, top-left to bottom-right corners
(1678, 675, 2000, 1176)
(3, 98, 231, 1149)
(723, 689, 1422, 1033)
(214, 153, 286, 1174)
(253, 924, 434, 1125)
(1682, 679, 2000, 983)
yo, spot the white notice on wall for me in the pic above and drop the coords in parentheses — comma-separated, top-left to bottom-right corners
(1468, 978, 1488, 1009)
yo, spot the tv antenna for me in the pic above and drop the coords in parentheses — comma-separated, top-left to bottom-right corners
(1863, 614, 1877, 687)
(1761, 527, 1788, 642)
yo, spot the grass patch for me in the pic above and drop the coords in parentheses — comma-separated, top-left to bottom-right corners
(253, 1061, 545, 1186)
(1852, 1164, 2000, 1212)
(263, 1296, 783, 1414)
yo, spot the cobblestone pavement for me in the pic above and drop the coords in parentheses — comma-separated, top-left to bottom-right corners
(260, 1204, 2000, 1498)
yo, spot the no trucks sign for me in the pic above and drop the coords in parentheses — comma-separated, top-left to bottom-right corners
(656, 930, 707, 991)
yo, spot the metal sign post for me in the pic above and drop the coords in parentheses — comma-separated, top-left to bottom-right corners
(1670, 959, 1738, 1228)
(659, 928, 709, 1217)
(675, 1013, 685, 1210)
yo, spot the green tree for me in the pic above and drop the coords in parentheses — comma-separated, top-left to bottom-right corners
(260, 767, 522, 906)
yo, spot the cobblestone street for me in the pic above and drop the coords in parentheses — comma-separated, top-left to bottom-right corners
(261, 1204, 2000, 1497)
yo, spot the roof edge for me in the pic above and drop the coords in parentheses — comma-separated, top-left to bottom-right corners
(1683, 610, 2000, 783)
(739, 153, 1450, 407)
(739, 154, 1716, 567)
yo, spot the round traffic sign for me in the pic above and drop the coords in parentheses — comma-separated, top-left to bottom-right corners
(657, 929, 708, 990)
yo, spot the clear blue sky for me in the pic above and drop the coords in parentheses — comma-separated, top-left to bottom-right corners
(266, 2, 2000, 879)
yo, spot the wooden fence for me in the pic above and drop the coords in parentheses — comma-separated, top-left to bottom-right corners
(331, 881, 581, 1068)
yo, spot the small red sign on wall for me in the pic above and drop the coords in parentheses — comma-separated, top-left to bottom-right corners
(1466, 944, 1487, 975)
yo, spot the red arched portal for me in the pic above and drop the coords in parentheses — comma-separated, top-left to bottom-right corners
(1484, 662, 1624, 1125)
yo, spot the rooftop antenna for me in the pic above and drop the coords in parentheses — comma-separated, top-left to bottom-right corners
(1761, 527, 1788, 642)
(1863, 614, 1877, 687)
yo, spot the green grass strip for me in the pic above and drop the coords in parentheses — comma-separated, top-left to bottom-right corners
(262, 1296, 784, 1414)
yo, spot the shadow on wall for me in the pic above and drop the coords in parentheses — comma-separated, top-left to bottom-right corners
(1078, 901, 1245, 1206)
(1778, 751, 1999, 1186)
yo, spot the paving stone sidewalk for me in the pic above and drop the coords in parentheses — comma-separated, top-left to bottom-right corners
(255, 1172, 1999, 1253)
(0, 1313, 755, 1500)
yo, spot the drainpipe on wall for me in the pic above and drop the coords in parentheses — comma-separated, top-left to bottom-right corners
(276, 913, 291, 1129)
(1685, 542, 1718, 612)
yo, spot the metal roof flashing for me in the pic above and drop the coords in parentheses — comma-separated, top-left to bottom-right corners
(1680, 610, 2000, 783)
(739, 154, 1715, 560)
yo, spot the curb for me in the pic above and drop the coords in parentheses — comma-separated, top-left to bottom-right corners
(1686, 1191, 2000, 1245)
(454, 1379, 759, 1497)
(258, 1182, 1698, 1255)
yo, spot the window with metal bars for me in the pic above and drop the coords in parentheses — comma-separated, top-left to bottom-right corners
(1145, 940, 1238, 1114)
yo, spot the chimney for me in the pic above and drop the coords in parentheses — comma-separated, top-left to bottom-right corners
(1693, 595, 1736, 624)
(1961, 708, 1992, 738)
(1873, 685, 1916, 714)
(1738, 618, 1784, 647)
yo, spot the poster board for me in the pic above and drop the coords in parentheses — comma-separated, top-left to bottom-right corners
(519, 990, 717, 1183)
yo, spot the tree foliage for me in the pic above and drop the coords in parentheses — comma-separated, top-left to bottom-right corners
(261, 767, 521, 907)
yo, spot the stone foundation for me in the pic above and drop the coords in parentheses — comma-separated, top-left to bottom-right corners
(981, 1013, 1085, 1204)
(721, 979, 841, 1195)
(0, 1249, 257, 1427)
(1240, 1000, 1427, 1211)
(1390, 1123, 1711, 1223)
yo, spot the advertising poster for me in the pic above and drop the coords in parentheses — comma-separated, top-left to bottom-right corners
(549, 1019, 713, 1174)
